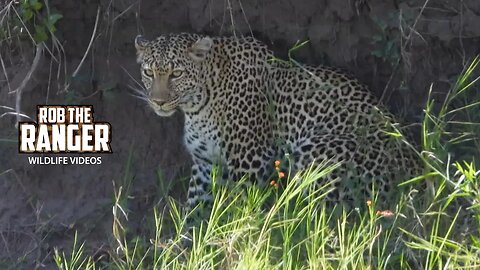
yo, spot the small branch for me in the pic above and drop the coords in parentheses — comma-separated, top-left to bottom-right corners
(225, 0, 237, 38)
(1, 111, 33, 121)
(14, 43, 44, 127)
(71, 6, 101, 78)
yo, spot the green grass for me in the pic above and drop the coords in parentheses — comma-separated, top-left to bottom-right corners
(53, 58, 480, 269)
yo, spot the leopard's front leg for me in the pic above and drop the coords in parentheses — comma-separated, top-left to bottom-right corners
(185, 162, 215, 225)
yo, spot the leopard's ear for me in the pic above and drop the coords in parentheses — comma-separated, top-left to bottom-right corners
(135, 35, 149, 63)
(188, 37, 213, 62)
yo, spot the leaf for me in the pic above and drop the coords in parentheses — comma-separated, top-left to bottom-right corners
(20, 2, 29, 10)
(34, 25, 48, 42)
(386, 40, 397, 54)
(48, 14, 63, 25)
(45, 14, 63, 33)
(22, 9, 33, 21)
(31, 1, 42, 11)
(371, 49, 384, 58)
(371, 16, 387, 31)
(43, 19, 55, 33)
(371, 35, 384, 44)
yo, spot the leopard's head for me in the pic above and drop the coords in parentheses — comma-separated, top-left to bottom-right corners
(134, 33, 213, 116)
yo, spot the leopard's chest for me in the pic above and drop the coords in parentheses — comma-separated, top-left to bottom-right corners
(184, 114, 222, 164)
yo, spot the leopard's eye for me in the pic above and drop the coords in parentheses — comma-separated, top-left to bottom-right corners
(171, 69, 183, 78)
(143, 68, 154, 77)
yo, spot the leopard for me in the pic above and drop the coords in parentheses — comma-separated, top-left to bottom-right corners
(134, 32, 420, 215)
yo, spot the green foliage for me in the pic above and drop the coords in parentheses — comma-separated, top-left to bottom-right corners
(422, 56, 480, 167)
(19, 0, 42, 21)
(53, 232, 96, 270)
(370, 10, 415, 67)
(267, 39, 310, 67)
(370, 15, 401, 67)
(18, 0, 63, 43)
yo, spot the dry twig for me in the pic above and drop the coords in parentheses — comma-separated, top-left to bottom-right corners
(14, 43, 44, 127)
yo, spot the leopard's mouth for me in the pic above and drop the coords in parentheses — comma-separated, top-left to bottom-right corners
(148, 96, 180, 116)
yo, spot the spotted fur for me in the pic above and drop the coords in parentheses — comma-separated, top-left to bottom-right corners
(134, 33, 420, 211)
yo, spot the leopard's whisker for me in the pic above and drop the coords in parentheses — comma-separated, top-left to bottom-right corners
(128, 93, 149, 102)
(127, 84, 148, 98)
(121, 65, 145, 89)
